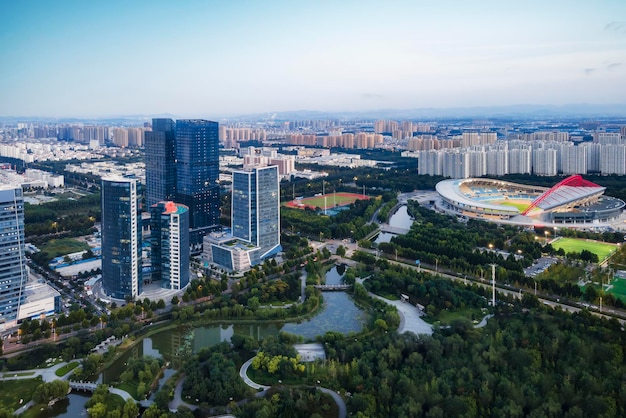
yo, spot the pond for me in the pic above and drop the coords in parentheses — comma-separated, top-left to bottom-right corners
(37, 393, 90, 418)
(389, 205, 413, 230)
(102, 265, 367, 383)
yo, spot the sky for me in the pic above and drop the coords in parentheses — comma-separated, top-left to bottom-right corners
(0, 0, 625, 117)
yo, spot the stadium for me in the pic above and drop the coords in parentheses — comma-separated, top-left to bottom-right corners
(435, 175, 625, 227)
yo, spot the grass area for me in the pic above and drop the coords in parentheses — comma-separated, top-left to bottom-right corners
(115, 382, 139, 400)
(0, 377, 42, 412)
(285, 193, 369, 210)
(38, 238, 90, 259)
(608, 277, 626, 302)
(425, 307, 485, 326)
(494, 200, 531, 212)
(55, 362, 79, 377)
(551, 237, 617, 262)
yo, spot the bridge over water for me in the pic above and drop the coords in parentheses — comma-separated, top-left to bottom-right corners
(313, 284, 351, 291)
(69, 380, 150, 406)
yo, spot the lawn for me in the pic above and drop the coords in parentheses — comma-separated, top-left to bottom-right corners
(425, 307, 485, 326)
(551, 237, 617, 262)
(55, 362, 79, 377)
(39, 238, 90, 259)
(608, 278, 626, 302)
(0, 378, 42, 412)
(494, 200, 531, 212)
(285, 193, 369, 210)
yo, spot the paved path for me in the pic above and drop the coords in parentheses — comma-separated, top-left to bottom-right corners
(356, 278, 433, 336)
(239, 357, 346, 418)
(319, 387, 347, 418)
(168, 376, 198, 412)
(239, 358, 269, 390)
(475, 314, 494, 329)
(0, 361, 74, 383)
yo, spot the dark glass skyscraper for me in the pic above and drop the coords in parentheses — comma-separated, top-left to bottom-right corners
(175, 120, 220, 244)
(0, 185, 27, 328)
(232, 165, 281, 260)
(145, 118, 176, 208)
(101, 177, 142, 299)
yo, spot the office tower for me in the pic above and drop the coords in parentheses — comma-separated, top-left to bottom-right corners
(175, 120, 220, 245)
(232, 165, 281, 261)
(101, 177, 142, 299)
(0, 185, 27, 329)
(150, 201, 190, 290)
(145, 118, 177, 208)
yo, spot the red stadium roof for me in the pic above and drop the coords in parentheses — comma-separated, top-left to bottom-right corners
(522, 175, 605, 215)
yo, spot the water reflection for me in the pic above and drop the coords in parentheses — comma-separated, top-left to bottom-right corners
(101, 265, 367, 383)
(389, 205, 413, 230)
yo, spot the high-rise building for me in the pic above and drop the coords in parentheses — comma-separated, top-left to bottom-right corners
(175, 120, 220, 245)
(145, 118, 177, 208)
(232, 165, 281, 260)
(101, 177, 142, 299)
(0, 185, 27, 329)
(150, 201, 190, 290)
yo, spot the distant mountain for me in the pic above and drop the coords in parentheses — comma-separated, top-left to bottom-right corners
(230, 104, 626, 121)
(2, 104, 626, 123)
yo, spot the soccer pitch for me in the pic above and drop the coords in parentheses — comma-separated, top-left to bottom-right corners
(494, 200, 531, 212)
(285, 193, 369, 210)
(608, 278, 626, 302)
(551, 237, 617, 262)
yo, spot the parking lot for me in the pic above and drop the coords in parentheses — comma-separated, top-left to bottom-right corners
(525, 256, 559, 277)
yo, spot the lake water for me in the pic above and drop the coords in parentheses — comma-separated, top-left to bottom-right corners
(101, 265, 366, 383)
(374, 205, 413, 244)
(389, 205, 413, 230)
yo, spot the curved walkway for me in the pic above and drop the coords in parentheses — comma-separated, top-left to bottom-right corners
(356, 278, 433, 336)
(168, 376, 198, 412)
(239, 357, 346, 418)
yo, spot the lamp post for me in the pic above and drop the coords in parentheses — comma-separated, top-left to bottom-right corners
(490, 264, 497, 306)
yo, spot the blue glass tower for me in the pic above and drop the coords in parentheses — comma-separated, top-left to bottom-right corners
(232, 165, 281, 261)
(0, 185, 27, 328)
(145, 118, 177, 208)
(150, 201, 190, 290)
(175, 119, 220, 244)
(101, 177, 142, 300)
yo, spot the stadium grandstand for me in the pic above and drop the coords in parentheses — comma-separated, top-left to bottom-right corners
(435, 175, 625, 227)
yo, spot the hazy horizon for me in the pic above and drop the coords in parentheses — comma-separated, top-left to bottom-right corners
(1, 0, 625, 118)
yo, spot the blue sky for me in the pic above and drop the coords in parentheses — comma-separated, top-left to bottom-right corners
(0, 0, 625, 117)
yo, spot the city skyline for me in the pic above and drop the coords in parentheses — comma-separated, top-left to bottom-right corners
(1, 1, 625, 118)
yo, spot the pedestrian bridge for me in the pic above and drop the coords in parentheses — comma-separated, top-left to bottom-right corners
(69, 381, 98, 392)
(313, 284, 351, 291)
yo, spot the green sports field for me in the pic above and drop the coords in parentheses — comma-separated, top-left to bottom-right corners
(608, 278, 626, 302)
(285, 193, 369, 210)
(494, 200, 531, 212)
(551, 237, 617, 262)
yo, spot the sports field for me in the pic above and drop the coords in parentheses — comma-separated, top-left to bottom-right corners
(493, 199, 531, 212)
(608, 278, 626, 302)
(551, 237, 617, 262)
(285, 192, 369, 210)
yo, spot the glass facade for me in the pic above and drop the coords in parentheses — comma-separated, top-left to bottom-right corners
(150, 201, 190, 290)
(0, 185, 27, 328)
(175, 120, 220, 244)
(232, 166, 281, 260)
(101, 177, 142, 300)
(145, 118, 176, 208)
